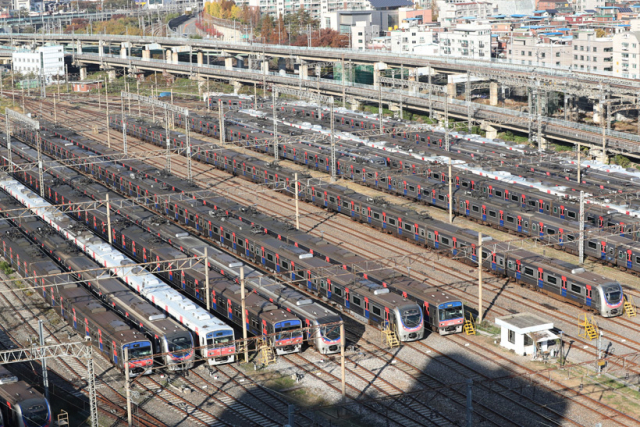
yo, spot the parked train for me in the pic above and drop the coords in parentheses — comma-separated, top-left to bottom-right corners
(0, 366, 51, 427)
(0, 175, 234, 367)
(9, 125, 427, 342)
(99, 115, 628, 316)
(1, 136, 345, 354)
(0, 215, 155, 376)
(0, 192, 195, 373)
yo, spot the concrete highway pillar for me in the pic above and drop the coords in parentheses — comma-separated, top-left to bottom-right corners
(373, 68, 381, 88)
(120, 48, 127, 59)
(77, 41, 83, 55)
(166, 49, 172, 63)
(539, 136, 549, 151)
(300, 64, 308, 80)
(107, 70, 116, 82)
(490, 82, 499, 106)
(142, 49, 150, 61)
(262, 61, 270, 74)
(79, 67, 87, 81)
(225, 57, 233, 70)
(197, 51, 203, 66)
(482, 123, 498, 139)
(98, 41, 104, 57)
(593, 101, 602, 124)
(172, 51, 179, 64)
(447, 82, 456, 99)
(351, 99, 361, 111)
(233, 81, 243, 94)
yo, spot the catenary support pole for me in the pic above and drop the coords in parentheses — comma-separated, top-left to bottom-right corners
(38, 320, 49, 403)
(273, 88, 278, 161)
(477, 232, 483, 323)
(330, 98, 336, 180)
(294, 173, 300, 230)
(579, 191, 585, 265)
(340, 322, 346, 398)
(106, 193, 112, 245)
(466, 379, 473, 427)
(445, 90, 450, 152)
(124, 347, 132, 427)
(106, 78, 111, 148)
(37, 131, 44, 197)
(165, 108, 171, 172)
(205, 247, 210, 311)
(186, 113, 192, 181)
(378, 83, 383, 135)
(577, 142, 581, 185)
(449, 158, 453, 223)
(241, 266, 248, 362)
(5, 113, 11, 174)
(218, 99, 225, 145)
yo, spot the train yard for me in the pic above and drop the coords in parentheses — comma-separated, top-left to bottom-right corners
(0, 88, 639, 427)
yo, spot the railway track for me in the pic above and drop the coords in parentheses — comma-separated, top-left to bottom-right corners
(19, 95, 640, 426)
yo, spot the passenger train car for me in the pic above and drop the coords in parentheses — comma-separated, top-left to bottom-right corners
(0, 366, 51, 427)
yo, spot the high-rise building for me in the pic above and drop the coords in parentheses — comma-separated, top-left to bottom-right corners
(12, 44, 64, 83)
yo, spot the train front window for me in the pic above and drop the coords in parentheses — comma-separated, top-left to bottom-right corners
(402, 308, 422, 328)
(321, 325, 341, 341)
(439, 306, 463, 321)
(275, 321, 302, 340)
(207, 332, 234, 346)
(127, 343, 152, 359)
(20, 399, 49, 426)
(167, 334, 192, 353)
(605, 286, 622, 304)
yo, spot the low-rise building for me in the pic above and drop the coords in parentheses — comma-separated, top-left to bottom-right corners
(390, 25, 440, 53)
(12, 44, 64, 83)
(436, 1, 496, 27)
(571, 30, 613, 73)
(352, 22, 381, 50)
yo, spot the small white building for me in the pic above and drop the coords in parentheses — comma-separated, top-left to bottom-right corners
(12, 44, 64, 83)
(439, 24, 492, 60)
(496, 313, 559, 357)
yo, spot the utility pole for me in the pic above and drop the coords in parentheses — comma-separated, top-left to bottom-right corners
(330, 97, 336, 180)
(579, 190, 585, 265)
(106, 78, 111, 148)
(186, 111, 192, 182)
(537, 89, 543, 151)
(38, 321, 49, 403)
(477, 232, 483, 324)
(5, 113, 11, 174)
(341, 55, 346, 108)
(340, 322, 346, 398)
(205, 247, 210, 311)
(378, 83, 383, 135)
(137, 80, 141, 116)
(444, 90, 450, 151)
(294, 173, 300, 230)
(449, 158, 453, 223)
(37, 131, 44, 197)
(273, 88, 278, 161)
(165, 108, 171, 173)
(576, 142, 581, 185)
(106, 193, 112, 245)
(219, 100, 225, 145)
(124, 348, 132, 427)
(466, 71, 472, 132)
(466, 379, 473, 427)
(240, 265, 248, 363)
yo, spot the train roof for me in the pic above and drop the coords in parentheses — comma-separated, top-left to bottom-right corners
(0, 366, 45, 405)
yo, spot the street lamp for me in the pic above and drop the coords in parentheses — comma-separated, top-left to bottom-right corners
(228, 262, 247, 363)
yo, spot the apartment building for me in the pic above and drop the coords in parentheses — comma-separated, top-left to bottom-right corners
(571, 30, 613, 73)
(506, 35, 572, 67)
(436, 1, 496, 27)
(390, 25, 440, 54)
(612, 31, 640, 79)
(439, 25, 492, 59)
(249, 0, 412, 19)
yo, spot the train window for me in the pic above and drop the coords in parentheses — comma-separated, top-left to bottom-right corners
(408, 185, 415, 192)
(343, 201, 349, 208)
(508, 329, 515, 344)
(189, 214, 194, 221)
(282, 261, 289, 270)
(251, 319, 259, 329)
(507, 261, 514, 269)
(388, 218, 396, 226)
(532, 224, 538, 231)
(404, 223, 412, 231)
(570, 284, 581, 294)
(441, 237, 450, 246)
(524, 221, 529, 228)
(547, 276, 557, 285)
(495, 190, 502, 197)
(511, 195, 518, 202)
(169, 205, 174, 211)
(225, 232, 231, 240)
(213, 227, 220, 234)
(420, 229, 425, 237)
(482, 187, 486, 193)
(568, 211, 576, 219)
(524, 267, 534, 277)
(428, 232, 433, 240)
(553, 207, 557, 214)
(499, 258, 504, 266)
(482, 251, 489, 259)
(528, 201, 536, 207)
(438, 195, 445, 201)
(506, 215, 515, 223)
(472, 206, 479, 213)
(547, 229, 555, 235)
(588, 242, 597, 249)
(352, 296, 362, 307)
(267, 254, 274, 262)
(636, 256, 640, 264)
(268, 175, 274, 180)
(329, 196, 336, 203)
(459, 202, 464, 208)
(618, 251, 624, 259)
(373, 213, 380, 220)
(462, 182, 468, 187)
(334, 287, 343, 297)
(489, 211, 496, 218)
(320, 280, 327, 289)
(372, 305, 382, 316)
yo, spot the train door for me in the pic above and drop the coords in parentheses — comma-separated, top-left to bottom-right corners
(364, 297, 370, 319)
(600, 241, 607, 260)
(561, 276, 567, 297)
(585, 285, 592, 306)
(537, 268, 543, 288)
